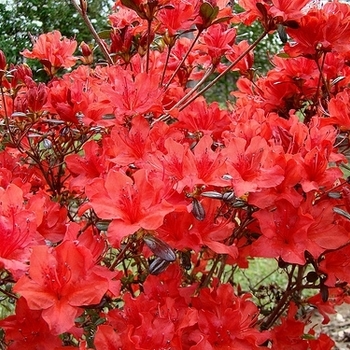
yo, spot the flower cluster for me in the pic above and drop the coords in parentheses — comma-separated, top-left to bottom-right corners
(0, 0, 350, 348)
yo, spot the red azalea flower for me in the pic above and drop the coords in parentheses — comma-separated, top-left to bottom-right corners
(299, 146, 343, 193)
(285, 3, 350, 58)
(251, 199, 314, 264)
(190, 284, 269, 348)
(21, 31, 77, 75)
(326, 89, 350, 131)
(222, 135, 285, 197)
(319, 243, 350, 287)
(270, 302, 334, 350)
(176, 98, 231, 139)
(0, 297, 62, 350)
(236, 0, 309, 25)
(65, 140, 107, 192)
(27, 191, 67, 243)
(157, 0, 196, 37)
(13, 241, 110, 335)
(85, 168, 174, 247)
(102, 66, 164, 122)
(99, 265, 196, 349)
(0, 184, 42, 279)
(104, 115, 153, 167)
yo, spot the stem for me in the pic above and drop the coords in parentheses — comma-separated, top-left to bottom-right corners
(160, 44, 173, 86)
(70, 0, 113, 65)
(170, 65, 216, 110)
(260, 265, 296, 330)
(145, 19, 152, 73)
(199, 253, 222, 289)
(177, 30, 268, 111)
(315, 52, 330, 97)
(164, 30, 202, 89)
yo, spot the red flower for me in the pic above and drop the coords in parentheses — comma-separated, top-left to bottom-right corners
(299, 146, 343, 193)
(285, 3, 350, 58)
(196, 24, 236, 66)
(236, 0, 309, 25)
(85, 169, 174, 247)
(13, 241, 111, 335)
(98, 265, 196, 349)
(176, 98, 231, 139)
(319, 244, 350, 287)
(0, 297, 62, 350)
(251, 199, 314, 264)
(326, 89, 350, 131)
(21, 31, 77, 75)
(101, 66, 164, 122)
(27, 191, 67, 243)
(189, 284, 269, 348)
(65, 140, 107, 192)
(270, 303, 307, 349)
(222, 135, 285, 197)
(157, 0, 196, 37)
(0, 184, 42, 279)
(103, 115, 153, 167)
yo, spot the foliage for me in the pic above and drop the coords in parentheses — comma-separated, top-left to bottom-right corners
(0, 0, 111, 64)
(1, 0, 350, 348)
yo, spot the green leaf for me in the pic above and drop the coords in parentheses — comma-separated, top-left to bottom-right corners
(98, 30, 112, 40)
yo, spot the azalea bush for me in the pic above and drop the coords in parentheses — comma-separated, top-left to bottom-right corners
(1, 0, 350, 348)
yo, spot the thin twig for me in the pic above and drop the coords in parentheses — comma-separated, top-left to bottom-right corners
(70, 0, 113, 65)
(177, 30, 268, 111)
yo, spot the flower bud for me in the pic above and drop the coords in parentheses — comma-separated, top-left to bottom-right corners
(0, 50, 6, 71)
(79, 42, 94, 65)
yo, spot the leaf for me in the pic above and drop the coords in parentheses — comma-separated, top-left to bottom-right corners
(192, 198, 206, 221)
(143, 235, 176, 262)
(333, 207, 350, 221)
(149, 257, 170, 275)
(284, 20, 299, 29)
(256, 3, 268, 21)
(98, 30, 112, 40)
(277, 24, 288, 44)
(211, 16, 232, 26)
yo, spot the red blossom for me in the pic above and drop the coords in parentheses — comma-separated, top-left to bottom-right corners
(189, 283, 269, 348)
(285, 3, 350, 57)
(13, 241, 112, 335)
(0, 184, 42, 279)
(102, 66, 165, 122)
(270, 302, 334, 350)
(85, 168, 174, 247)
(222, 135, 285, 197)
(251, 199, 314, 264)
(0, 297, 62, 350)
(21, 31, 77, 75)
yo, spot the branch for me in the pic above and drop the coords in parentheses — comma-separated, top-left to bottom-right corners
(70, 0, 113, 65)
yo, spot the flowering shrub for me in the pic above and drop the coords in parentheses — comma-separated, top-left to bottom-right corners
(1, 0, 350, 348)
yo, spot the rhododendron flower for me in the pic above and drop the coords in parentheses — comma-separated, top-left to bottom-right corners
(285, 3, 350, 57)
(27, 191, 67, 243)
(157, 0, 196, 37)
(21, 31, 77, 75)
(222, 135, 285, 196)
(14, 241, 112, 335)
(0, 184, 42, 279)
(102, 66, 164, 122)
(325, 88, 350, 131)
(252, 199, 314, 264)
(65, 140, 107, 192)
(85, 169, 174, 247)
(0, 297, 62, 350)
(236, 0, 309, 25)
(270, 303, 335, 350)
(319, 244, 350, 287)
(189, 284, 269, 348)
